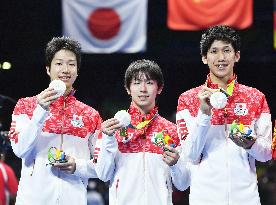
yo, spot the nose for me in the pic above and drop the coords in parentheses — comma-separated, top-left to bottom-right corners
(140, 82, 147, 92)
(217, 51, 225, 61)
(61, 64, 69, 73)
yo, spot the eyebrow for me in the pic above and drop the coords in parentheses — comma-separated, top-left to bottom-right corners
(54, 58, 77, 62)
(132, 79, 155, 83)
(209, 45, 232, 50)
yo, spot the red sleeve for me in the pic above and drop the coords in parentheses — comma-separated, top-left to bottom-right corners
(3, 164, 18, 195)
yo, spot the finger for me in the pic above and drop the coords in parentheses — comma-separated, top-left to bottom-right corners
(102, 118, 120, 128)
(59, 166, 72, 171)
(235, 137, 244, 147)
(164, 145, 174, 152)
(102, 124, 121, 132)
(245, 136, 256, 142)
(163, 152, 174, 160)
(52, 162, 69, 168)
(65, 155, 72, 162)
(38, 91, 58, 103)
(199, 92, 212, 101)
(57, 165, 73, 172)
(102, 123, 122, 133)
(201, 91, 212, 98)
(203, 86, 216, 92)
(102, 128, 117, 136)
(104, 118, 119, 123)
(233, 137, 240, 145)
(39, 88, 55, 97)
(162, 155, 170, 164)
(44, 95, 59, 103)
(163, 146, 177, 155)
(45, 90, 58, 98)
(164, 151, 176, 159)
(162, 155, 174, 165)
(200, 87, 214, 95)
(45, 87, 55, 92)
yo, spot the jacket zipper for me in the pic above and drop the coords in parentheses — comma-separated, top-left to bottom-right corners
(142, 117, 146, 205)
(115, 178, 119, 205)
(56, 99, 66, 205)
(60, 100, 66, 150)
(143, 146, 146, 205)
(224, 108, 230, 205)
(30, 159, 35, 176)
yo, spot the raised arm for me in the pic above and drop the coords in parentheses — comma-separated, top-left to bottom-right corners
(176, 87, 212, 163)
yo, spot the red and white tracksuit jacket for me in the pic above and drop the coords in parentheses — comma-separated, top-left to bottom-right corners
(176, 76, 272, 205)
(94, 105, 190, 205)
(9, 95, 102, 205)
(0, 162, 18, 205)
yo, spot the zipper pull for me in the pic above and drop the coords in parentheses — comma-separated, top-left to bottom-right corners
(30, 159, 35, 176)
(224, 108, 228, 132)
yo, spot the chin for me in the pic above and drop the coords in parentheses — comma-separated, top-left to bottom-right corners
(136, 102, 150, 109)
(215, 71, 231, 78)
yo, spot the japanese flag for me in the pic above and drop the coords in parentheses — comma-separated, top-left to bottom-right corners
(62, 0, 147, 53)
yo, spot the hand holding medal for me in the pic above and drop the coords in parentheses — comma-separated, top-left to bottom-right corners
(204, 78, 236, 110)
(101, 111, 130, 136)
(114, 109, 159, 142)
(151, 130, 179, 166)
(47, 147, 67, 165)
(198, 86, 213, 115)
(114, 110, 131, 127)
(209, 89, 228, 109)
(49, 79, 66, 98)
(229, 120, 256, 149)
(48, 147, 77, 174)
(37, 79, 66, 110)
(151, 130, 176, 151)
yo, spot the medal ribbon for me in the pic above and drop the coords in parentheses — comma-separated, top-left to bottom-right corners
(119, 111, 159, 137)
(135, 112, 159, 129)
(208, 78, 236, 97)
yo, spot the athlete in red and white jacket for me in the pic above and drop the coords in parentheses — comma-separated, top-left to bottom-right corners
(0, 160, 18, 205)
(9, 37, 102, 205)
(95, 60, 190, 205)
(10, 95, 101, 205)
(177, 26, 272, 205)
(177, 76, 271, 205)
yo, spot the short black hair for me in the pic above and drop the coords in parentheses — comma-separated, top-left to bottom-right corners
(124, 59, 164, 90)
(45, 36, 81, 71)
(200, 25, 241, 56)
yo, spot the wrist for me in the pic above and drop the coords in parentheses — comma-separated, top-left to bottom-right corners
(201, 108, 211, 116)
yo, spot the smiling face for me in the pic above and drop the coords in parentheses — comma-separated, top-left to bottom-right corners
(126, 73, 163, 115)
(46, 49, 78, 95)
(202, 40, 240, 84)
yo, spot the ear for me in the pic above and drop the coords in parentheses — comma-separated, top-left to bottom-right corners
(235, 51, 240, 62)
(125, 86, 131, 95)
(46, 66, 51, 76)
(157, 86, 163, 95)
(202, 56, 208, 64)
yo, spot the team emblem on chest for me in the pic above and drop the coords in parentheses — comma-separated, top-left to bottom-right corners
(71, 114, 84, 128)
(234, 103, 248, 116)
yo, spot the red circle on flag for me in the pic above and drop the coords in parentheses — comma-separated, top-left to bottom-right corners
(87, 8, 121, 40)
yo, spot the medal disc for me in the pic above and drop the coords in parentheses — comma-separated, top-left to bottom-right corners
(210, 92, 227, 109)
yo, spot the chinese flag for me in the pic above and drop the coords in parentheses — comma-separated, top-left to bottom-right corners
(274, 0, 276, 49)
(272, 120, 276, 160)
(167, 0, 253, 30)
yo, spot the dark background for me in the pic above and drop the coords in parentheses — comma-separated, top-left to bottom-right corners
(1, 0, 276, 204)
